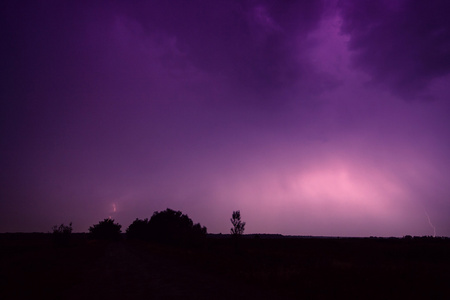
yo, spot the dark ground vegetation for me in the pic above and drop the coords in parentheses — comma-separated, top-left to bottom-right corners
(126, 209, 207, 245)
(88, 219, 122, 240)
(1, 233, 449, 299)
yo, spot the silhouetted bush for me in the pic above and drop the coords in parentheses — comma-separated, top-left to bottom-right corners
(88, 218, 122, 240)
(230, 210, 245, 236)
(126, 218, 150, 240)
(52, 222, 72, 246)
(147, 208, 207, 245)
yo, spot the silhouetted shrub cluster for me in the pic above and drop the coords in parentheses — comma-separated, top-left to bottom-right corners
(89, 218, 122, 240)
(126, 218, 150, 240)
(52, 222, 72, 246)
(126, 208, 207, 246)
(85, 209, 207, 245)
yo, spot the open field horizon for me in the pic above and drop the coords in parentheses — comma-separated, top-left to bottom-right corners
(2, 232, 449, 239)
(2, 233, 449, 299)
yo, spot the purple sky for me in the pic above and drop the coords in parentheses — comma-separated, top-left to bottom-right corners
(2, 0, 450, 237)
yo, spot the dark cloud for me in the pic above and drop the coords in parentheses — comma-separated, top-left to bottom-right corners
(106, 0, 330, 102)
(0, 0, 334, 110)
(338, 0, 450, 100)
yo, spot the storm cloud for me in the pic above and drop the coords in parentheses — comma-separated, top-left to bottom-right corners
(338, 0, 450, 100)
(1, 0, 450, 236)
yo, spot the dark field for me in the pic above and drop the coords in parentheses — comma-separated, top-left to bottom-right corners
(1, 234, 449, 299)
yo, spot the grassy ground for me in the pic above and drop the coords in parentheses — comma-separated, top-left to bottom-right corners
(132, 236, 450, 299)
(0, 233, 107, 299)
(1, 234, 449, 299)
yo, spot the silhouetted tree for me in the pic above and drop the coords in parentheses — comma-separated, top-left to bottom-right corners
(148, 208, 207, 245)
(230, 210, 245, 236)
(126, 218, 150, 240)
(52, 222, 72, 246)
(89, 219, 122, 240)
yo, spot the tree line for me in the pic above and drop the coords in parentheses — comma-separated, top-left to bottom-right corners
(52, 209, 245, 246)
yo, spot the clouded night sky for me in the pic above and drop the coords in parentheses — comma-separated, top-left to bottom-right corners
(2, 0, 450, 237)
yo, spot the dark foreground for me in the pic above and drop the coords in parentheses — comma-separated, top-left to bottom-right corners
(1, 234, 449, 299)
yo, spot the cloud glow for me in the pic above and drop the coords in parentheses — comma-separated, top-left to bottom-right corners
(1, 0, 449, 236)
